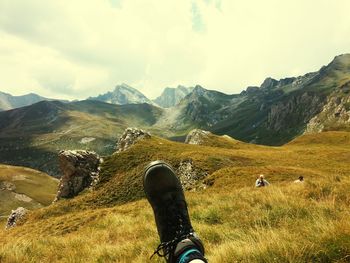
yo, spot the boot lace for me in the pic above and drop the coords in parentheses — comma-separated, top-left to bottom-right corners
(150, 196, 193, 260)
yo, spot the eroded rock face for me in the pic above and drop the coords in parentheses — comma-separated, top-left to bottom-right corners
(185, 129, 211, 145)
(267, 92, 324, 131)
(116, 128, 151, 153)
(305, 87, 350, 133)
(55, 150, 101, 201)
(176, 159, 208, 190)
(6, 207, 27, 229)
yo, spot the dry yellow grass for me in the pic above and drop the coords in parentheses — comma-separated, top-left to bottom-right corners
(0, 165, 58, 216)
(0, 131, 349, 262)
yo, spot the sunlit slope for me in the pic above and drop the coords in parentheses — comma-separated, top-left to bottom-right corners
(0, 131, 349, 262)
(0, 100, 164, 176)
(0, 164, 59, 217)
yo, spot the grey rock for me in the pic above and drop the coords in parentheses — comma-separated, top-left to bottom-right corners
(0, 181, 16, 191)
(267, 92, 324, 131)
(176, 159, 208, 190)
(116, 128, 151, 153)
(6, 207, 27, 229)
(305, 87, 350, 133)
(185, 129, 211, 145)
(55, 150, 101, 201)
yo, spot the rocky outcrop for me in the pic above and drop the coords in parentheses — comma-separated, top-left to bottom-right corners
(6, 207, 27, 229)
(116, 128, 151, 153)
(267, 92, 324, 131)
(185, 129, 211, 145)
(305, 86, 350, 133)
(0, 181, 16, 191)
(55, 150, 101, 201)
(176, 159, 208, 190)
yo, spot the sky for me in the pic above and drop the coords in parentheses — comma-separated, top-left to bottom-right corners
(0, 0, 349, 100)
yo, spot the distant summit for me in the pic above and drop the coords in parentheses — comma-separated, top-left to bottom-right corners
(88, 84, 153, 105)
(0, 92, 51, 111)
(153, 85, 194, 108)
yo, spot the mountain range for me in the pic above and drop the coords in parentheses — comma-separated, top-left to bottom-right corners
(0, 92, 51, 111)
(0, 54, 349, 176)
(1, 55, 349, 263)
(88, 83, 194, 108)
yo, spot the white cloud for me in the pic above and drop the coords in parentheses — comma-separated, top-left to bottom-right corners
(0, 0, 349, 99)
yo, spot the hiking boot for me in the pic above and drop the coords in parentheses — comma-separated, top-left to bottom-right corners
(143, 160, 207, 263)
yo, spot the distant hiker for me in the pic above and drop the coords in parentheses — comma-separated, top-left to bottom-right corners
(255, 174, 270, 187)
(294, 176, 304, 183)
(144, 161, 207, 263)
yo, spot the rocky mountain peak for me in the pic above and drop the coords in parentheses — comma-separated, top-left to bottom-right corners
(114, 83, 137, 93)
(245, 86, 260, 94)
(192, 85, 206, 94)
(153, 85, 194, 108)
(316, 53, 350, 79)
(332, 53, 350, 64)
(89, 84, 153, 105)
(261, 77, 278, 89)
(0, 92, 51, 111)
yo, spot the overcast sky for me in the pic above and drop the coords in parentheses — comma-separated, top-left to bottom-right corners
(0, 0, 349, 100)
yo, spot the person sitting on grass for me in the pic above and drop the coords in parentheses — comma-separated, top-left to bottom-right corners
(144, 160, 207, 263)
(294, 176, 304, 183)
(255, 174, 270, 187)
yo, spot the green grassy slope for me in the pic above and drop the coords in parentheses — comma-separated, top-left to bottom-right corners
(0, 131, 349, 262)
(0, 164, 59, 217)
(0, 100, 164, 176)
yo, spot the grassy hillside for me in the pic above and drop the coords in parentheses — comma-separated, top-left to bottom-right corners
(0, 100, 164, 176)
(0, 164, 58, 217)
(0, 131, 349, 262)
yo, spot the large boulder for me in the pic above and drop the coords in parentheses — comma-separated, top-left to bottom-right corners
(55, 150, 101, 201)
(176, 159, 208, 190)
(6, 207, 27, 229)
(116, 128, 151, 153)
(185, 129, 211, 145)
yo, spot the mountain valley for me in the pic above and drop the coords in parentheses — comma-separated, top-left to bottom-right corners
(0, 54, 349, 176)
